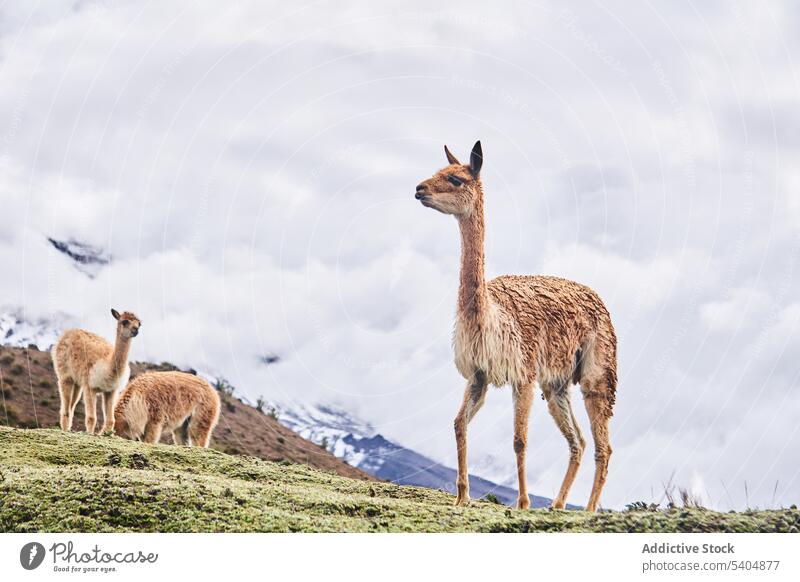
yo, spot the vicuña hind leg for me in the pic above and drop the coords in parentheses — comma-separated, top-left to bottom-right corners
(453, 371, 488, 506)
(512, 383, 534, 509)
(99, 392, 117, 434)
(188, 413, 215, 448)
(172, 417, 190, 446)
(582, 381, 613, 512)
(544, 380, 585, 510)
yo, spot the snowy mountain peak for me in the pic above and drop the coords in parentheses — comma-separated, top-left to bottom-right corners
(48, 238, 110, 278)
(0, 310, 65, 350)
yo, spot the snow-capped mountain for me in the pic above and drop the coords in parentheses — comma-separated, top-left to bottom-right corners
(0, 237, 109, 349)
(47, 237, 110, 278)
(0, 310, 65, 350)
(277, 403, 560, 508)
(277, 404, 379, 470)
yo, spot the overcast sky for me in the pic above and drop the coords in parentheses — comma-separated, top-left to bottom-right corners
(1, 1, 798, 509)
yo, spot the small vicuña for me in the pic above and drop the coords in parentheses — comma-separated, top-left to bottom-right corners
(52, 309, 141, 434)
(114, 371, 221, 448)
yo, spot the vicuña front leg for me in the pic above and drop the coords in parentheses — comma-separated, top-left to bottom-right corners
(453, 371, 488, 506)
(99, 392, 117, 433)
(143, 420, 164, 444)
(545, 381, 585, 510)
(83, 385, 98, 434)
(512, 384, 534, 509)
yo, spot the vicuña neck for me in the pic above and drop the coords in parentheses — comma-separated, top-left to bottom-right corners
(456, 189, 489, 325)
(111, 330, 131, 376)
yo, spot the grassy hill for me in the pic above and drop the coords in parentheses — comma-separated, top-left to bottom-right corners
(0, 345, 372, 481)
(2, 427, 798, 533)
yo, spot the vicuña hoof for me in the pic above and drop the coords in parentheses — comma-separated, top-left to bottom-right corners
(517, 497, 530, 510)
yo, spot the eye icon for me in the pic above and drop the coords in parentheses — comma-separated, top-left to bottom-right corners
(20, 542, 46, 570)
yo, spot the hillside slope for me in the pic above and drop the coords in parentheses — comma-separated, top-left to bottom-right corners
(0, 345, 372, 481)
(1, 428, 798, 533)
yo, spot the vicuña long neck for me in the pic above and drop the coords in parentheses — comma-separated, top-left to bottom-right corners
(110, 330, 131, 376)
(456, 190, 489, 326)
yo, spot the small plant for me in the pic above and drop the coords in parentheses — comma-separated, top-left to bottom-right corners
(625, 501, 660, 512)
(9, 364, 25, 376)
(225, 400, 236, 414)
(483, 493, 502, 505)
(39, 379, 52, 388)
(2, 404, 20, 426)
(128, 452, 150, 470)
(255, 396, 266, 413)
(267, 406, 279, 420)
(214, 377, 236, 397)
(0, 354, 14, 366)
(320, 436, 329, 451)
(276, 436, 285, 445)
(680, 488, 704, 509)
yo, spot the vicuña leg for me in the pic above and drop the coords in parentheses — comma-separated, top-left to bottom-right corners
(512, 383, 534, 509)
(172, 417, 190, 446)
(58, 377, 80, 431)
(189, 413, 215, 448)
(83, 385, 98, 434)
(99, 392, 116, 433)
(171, 429, 185, 445)
(454, 371, 488, 506)
(583, 382, 613, 512)
(544, 381, 585, 510)
(143, 421, 163, 444)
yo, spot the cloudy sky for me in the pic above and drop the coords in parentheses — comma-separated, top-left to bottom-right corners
(1, 1, 798, 509)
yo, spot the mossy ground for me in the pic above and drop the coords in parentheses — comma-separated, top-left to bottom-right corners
(1, 427, 797, 533)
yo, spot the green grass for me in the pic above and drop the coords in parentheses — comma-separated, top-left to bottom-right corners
(1, 427, 798, 533)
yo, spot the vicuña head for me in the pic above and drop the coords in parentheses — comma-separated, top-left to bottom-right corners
(111, 308, 141, 339)
(415, 141, 483, 216)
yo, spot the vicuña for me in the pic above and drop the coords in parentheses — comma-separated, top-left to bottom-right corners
(114, 371, 221, 447)
(415, 141, 617, 511)
(52, 309, 141, 434)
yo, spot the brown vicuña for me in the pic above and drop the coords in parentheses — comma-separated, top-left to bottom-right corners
(114, 371, 221, 448)
(415, 141, 618, 511)
(52, 309, 141, 434)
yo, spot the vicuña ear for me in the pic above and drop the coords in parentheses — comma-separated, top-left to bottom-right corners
(469, 141, 483, 176)
(111, 308, 120, 321)
(444, 145, 460, 165)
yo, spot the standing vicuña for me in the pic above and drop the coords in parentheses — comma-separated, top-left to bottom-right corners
(414, 142, 617, 511)
(53, 309, 141, 434)
(114, 371, 221, 447)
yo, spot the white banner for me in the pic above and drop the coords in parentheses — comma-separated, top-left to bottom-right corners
(1, 533, 798, 581)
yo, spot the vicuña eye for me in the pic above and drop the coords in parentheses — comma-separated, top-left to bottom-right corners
(121, 320, 129, 327)
(447, 175, 462, 187)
